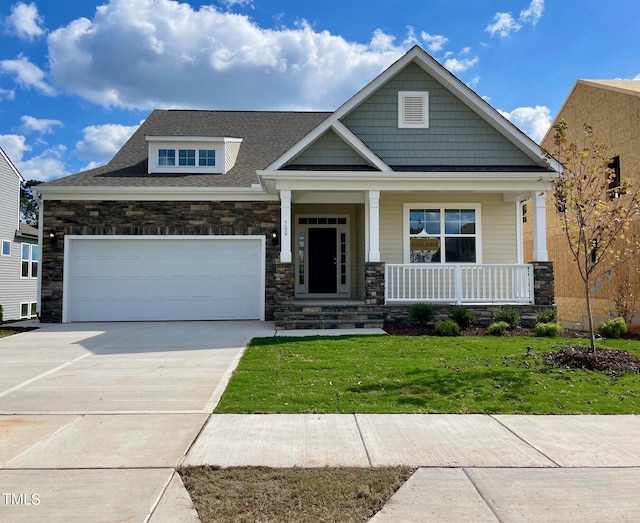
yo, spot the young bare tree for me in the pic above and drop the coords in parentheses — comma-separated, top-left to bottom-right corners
(547, 120, 640, 352)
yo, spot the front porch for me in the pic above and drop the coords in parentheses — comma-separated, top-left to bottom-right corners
(273, 261, 555, 330)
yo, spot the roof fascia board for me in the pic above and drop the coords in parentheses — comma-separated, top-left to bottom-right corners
(38, 185, 276, 202)
(330, 121, 391, 172)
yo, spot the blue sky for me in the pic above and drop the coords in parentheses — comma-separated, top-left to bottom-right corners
(1, 0, 639, 181)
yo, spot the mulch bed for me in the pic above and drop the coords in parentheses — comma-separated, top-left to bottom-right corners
(0, 326, 38, 334)
(383, 321, 535, 337)
(545, 346, 640, 376)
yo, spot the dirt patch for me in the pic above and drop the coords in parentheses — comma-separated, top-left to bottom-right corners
(0, 326, 38, 338)
(544, 346, 640, 377)
(179, 466, 413, 523)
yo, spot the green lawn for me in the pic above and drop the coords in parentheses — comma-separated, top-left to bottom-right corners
(215, 334, 640, 414)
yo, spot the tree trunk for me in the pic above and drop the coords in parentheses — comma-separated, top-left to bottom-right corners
(585, 278, 596, 353)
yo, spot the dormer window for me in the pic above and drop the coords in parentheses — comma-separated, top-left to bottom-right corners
(158, 149, 175, 166)
(199, 150, 216, 166)
(179, 149, 196, 166)
(146, 136, 240, 174)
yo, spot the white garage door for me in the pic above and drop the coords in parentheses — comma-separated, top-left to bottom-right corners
(64, 236, 265, 322)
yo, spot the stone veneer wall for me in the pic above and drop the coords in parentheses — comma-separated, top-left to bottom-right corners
(364, 262, 385, 305)
(41, 200, 280, 322)
(531, 261, 555, 307)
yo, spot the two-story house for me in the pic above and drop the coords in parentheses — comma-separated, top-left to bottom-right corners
(0, 148, 39, 322)
(528, 80, 640, 328)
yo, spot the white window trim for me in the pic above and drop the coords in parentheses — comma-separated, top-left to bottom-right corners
(1, 239, 10, 256)
(146, 136, 241, 174)
(20, 243, 38, 279)
(19, 301, 36, 319)
(398, 91, 429, 129)
(403, 203, 482, 264)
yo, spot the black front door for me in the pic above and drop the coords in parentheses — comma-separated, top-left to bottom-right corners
(308, 228, 337, 293)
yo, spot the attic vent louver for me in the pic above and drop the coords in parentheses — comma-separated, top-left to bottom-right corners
(399, 91, 429, 128)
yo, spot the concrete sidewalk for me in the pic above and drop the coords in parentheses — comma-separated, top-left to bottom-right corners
(183, 413, 640, 521)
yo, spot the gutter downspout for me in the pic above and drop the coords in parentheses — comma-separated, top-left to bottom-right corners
(34, 191, 43, 319)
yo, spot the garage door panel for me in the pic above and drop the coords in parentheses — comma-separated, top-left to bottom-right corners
(65, 237, 264, 322)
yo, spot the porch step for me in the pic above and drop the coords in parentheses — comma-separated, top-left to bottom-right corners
(275, 304, 384, 330)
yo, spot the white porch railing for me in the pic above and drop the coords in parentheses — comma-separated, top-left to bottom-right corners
(385, 264, 534, 304)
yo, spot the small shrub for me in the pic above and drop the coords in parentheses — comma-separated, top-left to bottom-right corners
(434, 319, 460, 336)
(448, 306, 476, 329)
(534, 322, 563, 337)
(597, 317, 627, 339)
(536, 308, 557, 324)
(408, 303, 435, 325)
(487, 321, 510, 336)
(491, 307, 520, 329)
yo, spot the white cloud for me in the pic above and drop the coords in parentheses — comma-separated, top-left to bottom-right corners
(0, 133, 66, 181)
(420, 32, 448, 53)
(0, 134, 30, 162)
(520, 0, 545, 26)
(5, 2, 45, 40)
(75, 122, 140, 160)
(486, 12, 521, 39)
(16, 152, 68, 181)
(21, 115, 62, 134)
(0, 55, 55, 95)
(487, 1, 545, 38)
(444, 56, 479, 73)
(46, 0, 405, 111)
(634, 73, 640, 80)
(0, 87, 15, 100)
(467, 76, 480, 90)
(499, 105, 552, 143)
(220, 0, 254, 8)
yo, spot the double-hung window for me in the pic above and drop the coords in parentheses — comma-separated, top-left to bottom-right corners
(21, 243, 38, 278)
(407, 205, 479, 263)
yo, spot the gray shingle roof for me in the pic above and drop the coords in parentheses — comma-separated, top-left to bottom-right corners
(43, 110, 331, 188)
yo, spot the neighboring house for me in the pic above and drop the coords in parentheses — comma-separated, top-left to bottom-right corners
(525, 79, 640, 328)
(0, 148, 39, 321)
(37, 46, 558, 327)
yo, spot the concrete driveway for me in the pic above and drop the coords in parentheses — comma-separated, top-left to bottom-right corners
(0, 320, 275, 522)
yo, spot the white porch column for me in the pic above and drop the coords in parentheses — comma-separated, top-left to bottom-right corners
(532, 190, 548, 262)
(279, 190, 292, 263)
(368, 190, 380, 262)
(516, 199, 525, 264)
